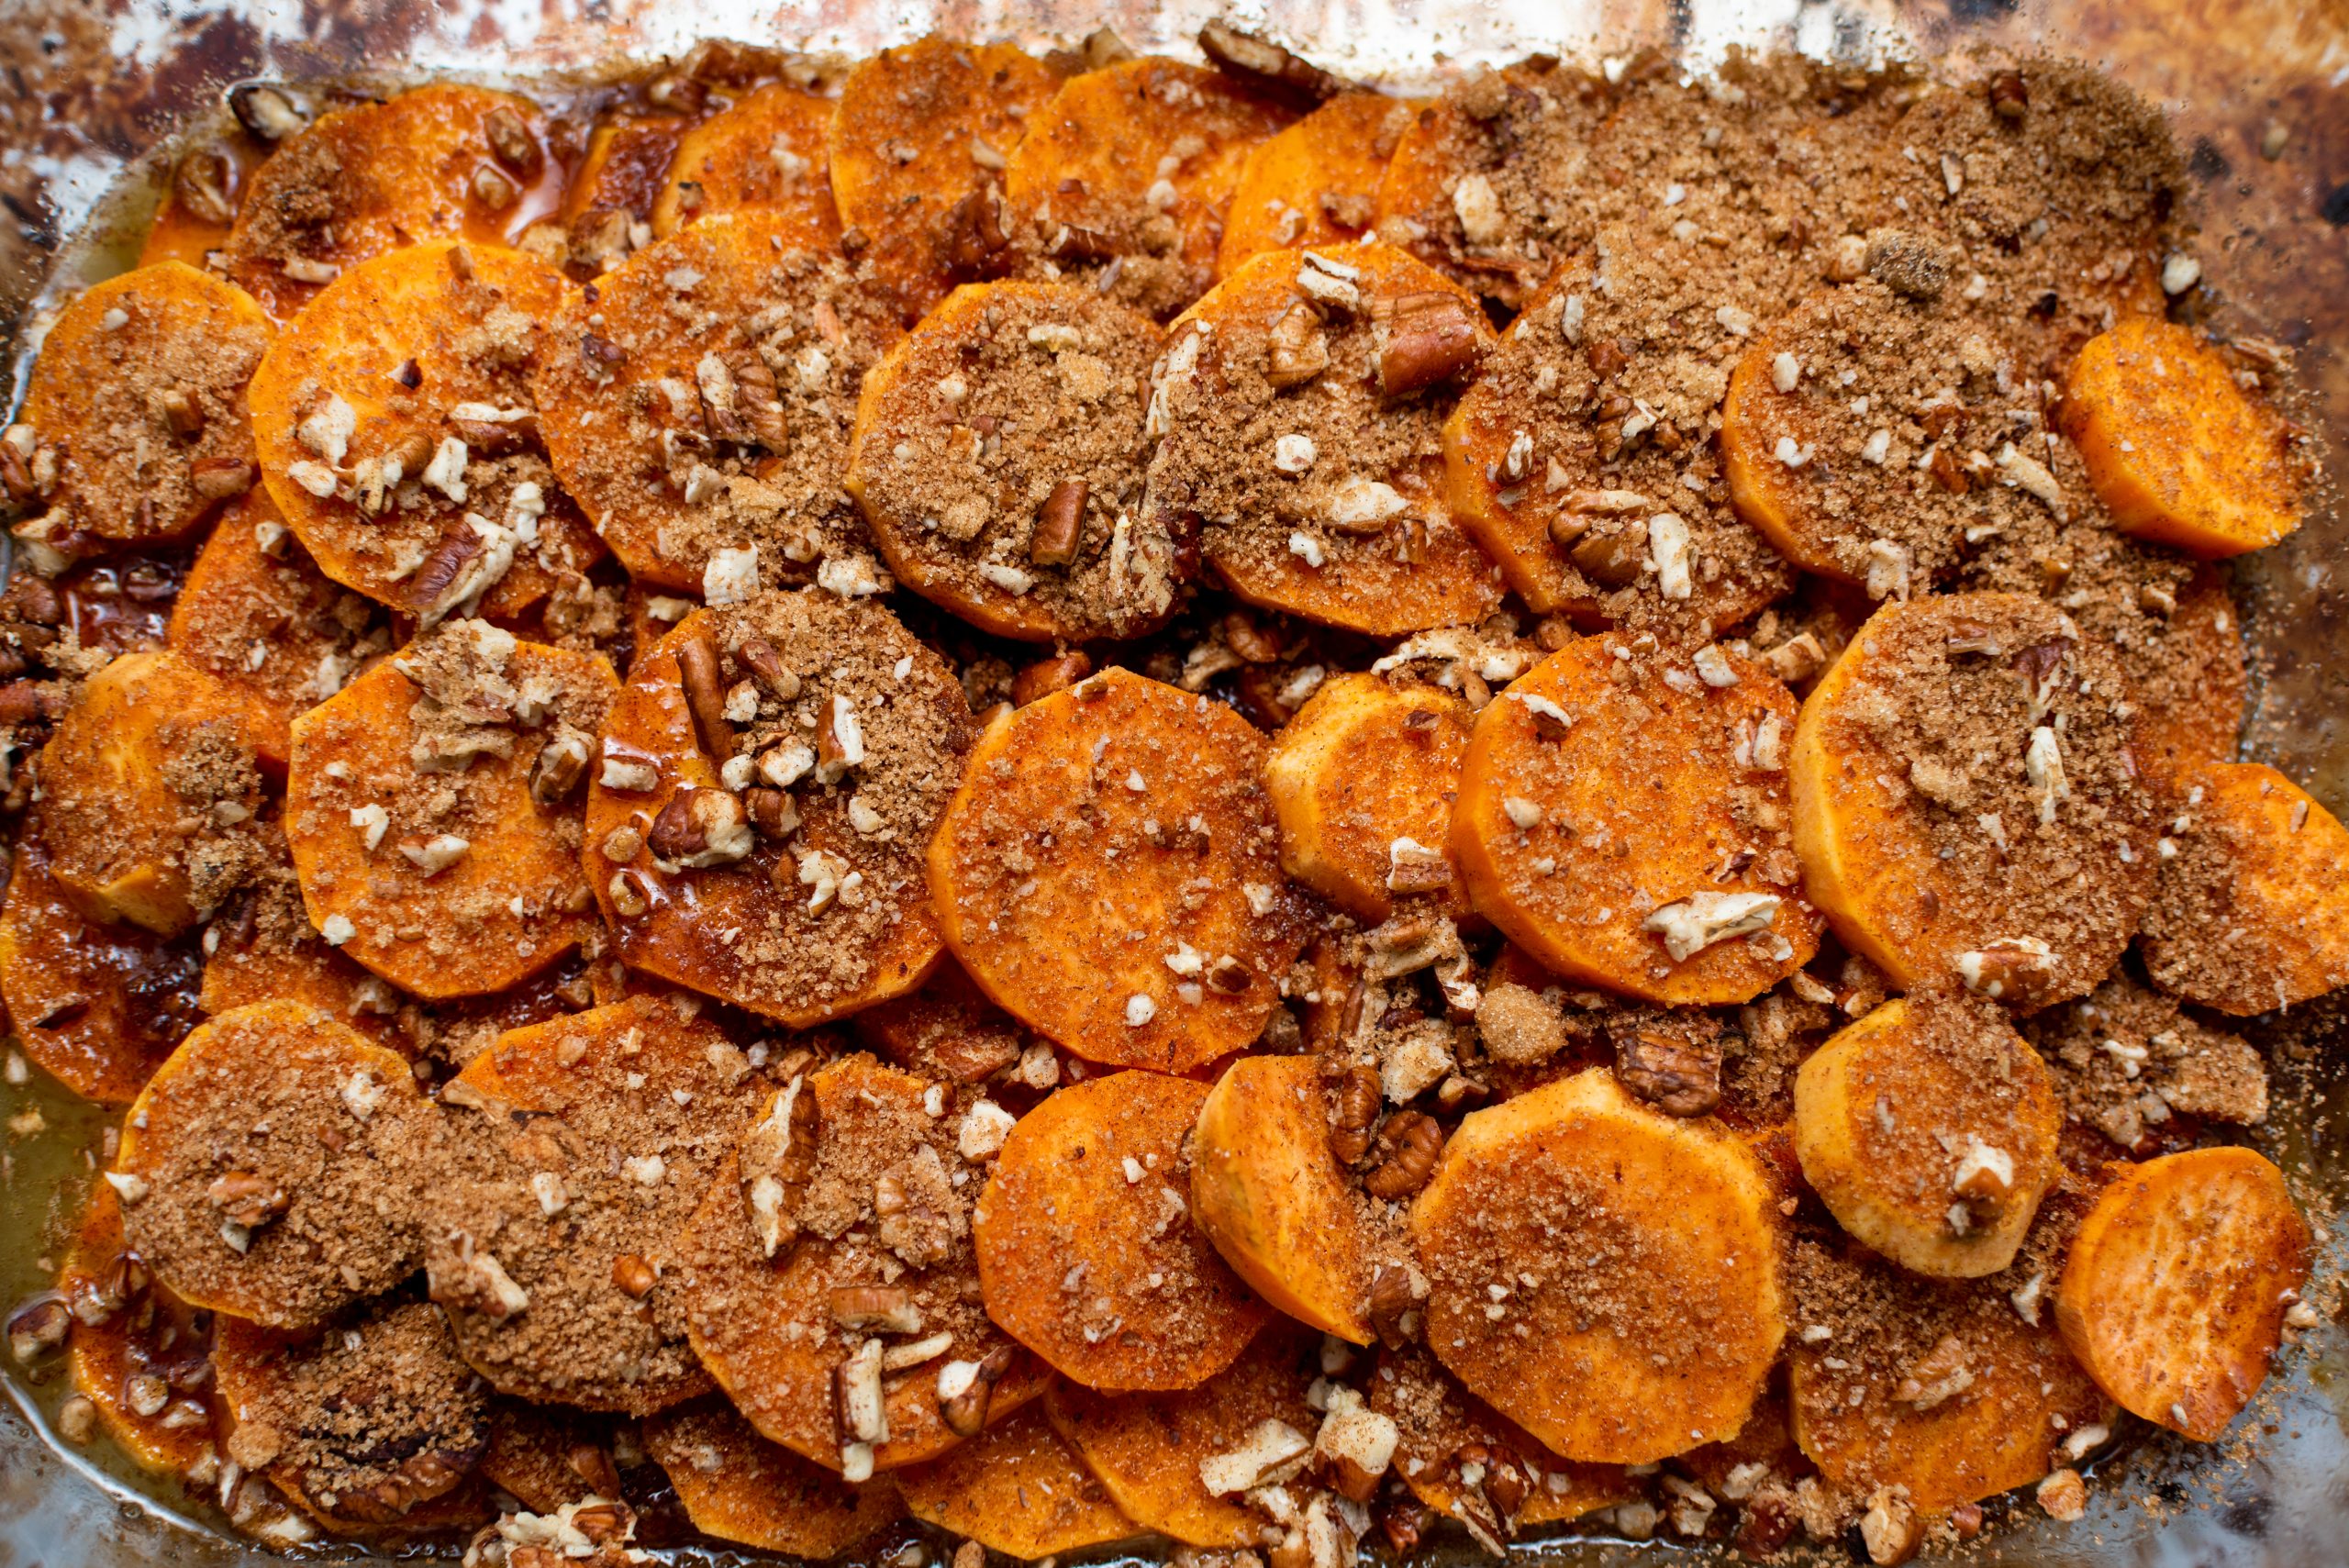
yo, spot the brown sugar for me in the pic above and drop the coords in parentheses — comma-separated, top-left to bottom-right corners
(2025, 967, 2268, 1154)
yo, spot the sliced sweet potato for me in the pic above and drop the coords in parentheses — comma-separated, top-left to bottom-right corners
(112, 1000, 434, 1330)
(895, 1400, 1139, 1557)
(2054, 1146, 2310, 1440)
(58, 1181, 218, 1476)
(1043, 1323, 1319, 1548)
(200, 818, 399, 1047)
(1218, 94, 1419, 275)
(476, 1400, 615, 1513)
(2130, 566, 2244, 786)
(852, 957, 1029, 1085)
(1793, 992, 2063, 1278)
(1450, 638, 1818, 1006)
(1787, 592, 2154, 1009)
(33, 649, 264, 937)
(139, 139, 260, 268)
(284, 619, 614, 1000)
(1368, 1345, 1631, 1536)
(17, 261, 273, 544)
(1150, 242, 1505, 636)
(1410, 1068, 1786, 1462)
(2059, 317, 2310, 558)
(975, 1070, 1273, 1391)
(651, 83, 841, 241)
(1190, 1052, 1374, 1343)
(561, 116, 688, 225)
(643, 1400, 904, 1558)
(927, 667, 1309, 1072)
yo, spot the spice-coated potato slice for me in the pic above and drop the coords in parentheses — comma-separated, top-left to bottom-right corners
(852, 956, 1028, 1085)
(927, 667, 1310, 1072)
(678, 1056, 1047, 1473)
(16, 261, 272, 545)
(225, 85, 561, 318)
(846, 280, 1184, 643)
(651, 83, 841, 242)
(1368, 1345, 1631, 1534)
(475, 1400, 614, 1514)
(34, 649, 265, 937)
(285, 620, 614, 1000)
(1150, 242, 1505, 636)
(200, 820, 400, 1049)
(894, 1400, 1140, 1557)
(2059, 317, 2309, 559)
(643, 1400, 905, 1558)
(1450, 639, 1818, 1006)
(1005, 58, 1294, 320)
(561, 116, 688, 228)
(829, 37, 1062, 318)
(166, 488, 391, 771)
(583, 594, 970, 1026)
(244, 239, 587, 619)
(1189, 1052, 1375, 1343)
(2130, 566, 2243, 787)
(1793, 992, 2063, 1279)
(975, 1070, 1274, 1391)
(2055, 1147, 2310, 1441)
(1218, 93, 1420, 276)
(2138, 762, 2349, 1014)
(112, 1000, 434, 1330)
(214, 1299, 490, 1528)
(529, 210, 903, 594)
(1787, 592, 2154, 1010)
(58, 1182, 218, 1476)
(1042, 1323, 1318, 1548)
(1410, 1068, 1786, 1463)
(1264, 672, 1472, 924)
(0, 823, 205, 1102)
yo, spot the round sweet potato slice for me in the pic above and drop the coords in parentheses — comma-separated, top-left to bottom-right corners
(678, 1055, 1047, 1474)
(530, 209, 903, 594)
(895, 1401, 1139, 1556)
(16, 261, 272, 545)
(1409, 1068, 1786, 1463)
(651, 83, 841, 242)
(644, 1399, 905, 1557)
(1368, 1345, 1631, 1538)
(200, 819, 400, 1049)
(1787, 592, 2154, 1010)
(926, 667, 1310, 1073)
(284, 619, 615, 1000)
(974, 1071, 1274, 1392)
(583, 592, 971, 1026)
(851, 957, 1029, 1086)
(1450, 638, 1818, 1006)
(1148, 242, 1504, 636)
(57, 1181, 219, 1476)
(1219, 93, 1419, 276)
(475, 1400, 617, 1514)
(845, 280, 1186, 642)
(112, 1000, 435, 1331)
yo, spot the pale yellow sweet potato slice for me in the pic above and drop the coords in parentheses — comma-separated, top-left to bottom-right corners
(2139, 762, 2349, 1015)
(112, 1000, 434, 1330)
(1410, 1068, 1786, 1462)
(16, 261, 273, 544)
(896, 1401, 1140, 1557)
(1787, 591, 2154, 1010)
(2059, 317, 2310, 558)
(975, 1070, 1274, 1391)
(57, 1181, 218, 1477)
(1450, 637, 1818, 1006)
(33, 649, 265, 937)
(643, 1400, 904, 1558)
(651, 83, 841, 242)
(1190, 1052, 1374, 1343)
(1218, 94, 1419, 275)
(1368, 1345, 1631, 1538)
(1793, 991, 2063, 1279)
(284, 619, 611, 1000)
(1043, 1323, 1319, 1548)
(2055, 1147, 2310, 1441)
(928, 667, 1309, 1072)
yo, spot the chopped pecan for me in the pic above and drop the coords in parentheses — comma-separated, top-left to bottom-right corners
(1197, 21, 1350, 105)
(674, 628, 734, 762)
(1376, 292, 1484, 398)
(1265, 301, 1331, 389)
(647, 787, 753, 868)
(1030, 479, 1087, 566)
(1328, 1063, 1380, 1165)
(1362, 1111, 1443, 1198)
(1611, 1016, 1723, 1117)
(937, 1343, 1017, 1436)
(206, 1171, 289, 1229)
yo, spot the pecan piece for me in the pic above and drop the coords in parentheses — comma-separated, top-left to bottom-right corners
(1376, 292, 1484, 398)
(1030, 479, 1087, 567)
(674, 628, 734, 762)
(1611, 1017, 1723, 1117)
(1197, 21, 1350, 106)
(1362, 1111, 1443, 1198)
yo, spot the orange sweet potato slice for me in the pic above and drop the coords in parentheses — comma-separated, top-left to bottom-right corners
(583, 594, 969, 1026)
(927, 667, 1310, 1073)
(852, 956, 1029, 1085)
(1369, 1345, 1631, 1538)
(476, 1401, 616, 1513)
(1043, 1322, 1318, 1547)
(16, 261, 273, 545)
(200, 819, 400, 1048)
(112, 1000, 434, 1330)
(643, 1400, 904, 1558)
(975, 1070, 1274, 1391)
(226, 85, 562, 319)
(57, 1181, 219, 1476)
(1150, 242, 1505, 636)
(284, 619, 614, 999)
(895, 1399, 1140, 1555)
(652, 83, 841, 242)
(2059, 317, 2310, 558)
(561, 116, 688, 227)
(2130, 566, 2244, 787)
(1450, 638, 1818, 1006)
(1219, 94, 1419, 276)
(2139, 762, 2349, 1014)
(2054, 1146, 2310, 1440)
(1189, 1052, 1374, 1343)
(1410, 1068, 1786, 1462)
